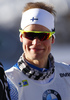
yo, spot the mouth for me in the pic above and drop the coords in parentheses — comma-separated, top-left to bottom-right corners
(29, 47, 45, 52)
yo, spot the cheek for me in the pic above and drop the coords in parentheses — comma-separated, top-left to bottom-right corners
(23, 38, 32, 50)
(43, 39, 52, 53)
(43, 39, 52, 46)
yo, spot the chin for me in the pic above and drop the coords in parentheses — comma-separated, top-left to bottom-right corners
(31, 55, 44, 60)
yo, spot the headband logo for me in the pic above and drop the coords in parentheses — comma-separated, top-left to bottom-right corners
(30, 17, 38, 22)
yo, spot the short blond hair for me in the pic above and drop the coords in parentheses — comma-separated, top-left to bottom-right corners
(23, 2, 56, 16)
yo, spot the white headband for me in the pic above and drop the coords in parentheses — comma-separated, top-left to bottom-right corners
(21, 8, 54, 31)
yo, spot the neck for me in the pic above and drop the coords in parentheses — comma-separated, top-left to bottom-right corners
(24, 55, 48, 69)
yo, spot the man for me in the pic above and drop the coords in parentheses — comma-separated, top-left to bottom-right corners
(0, 62, 11, 100)
(6, 2, 70, 100)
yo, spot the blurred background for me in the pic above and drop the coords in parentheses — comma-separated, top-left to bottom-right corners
(0, 0, 70, 70)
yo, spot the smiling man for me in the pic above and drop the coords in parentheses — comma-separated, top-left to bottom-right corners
(6, 2, 70, 100)
(20, 24, 54, 68)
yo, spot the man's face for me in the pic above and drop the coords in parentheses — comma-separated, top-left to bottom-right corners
(20, 24, 54, 62)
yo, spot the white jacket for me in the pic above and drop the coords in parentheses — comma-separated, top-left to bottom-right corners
(6, 62, 70, 100)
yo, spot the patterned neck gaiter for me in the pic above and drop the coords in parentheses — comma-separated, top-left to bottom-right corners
(18, 53, 55, 80)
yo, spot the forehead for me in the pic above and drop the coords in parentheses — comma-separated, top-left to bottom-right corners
(24, 24, 50, 31)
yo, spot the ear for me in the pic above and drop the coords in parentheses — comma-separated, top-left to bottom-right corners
(20, 34, 23, 42)
(51, 36, 55, 44)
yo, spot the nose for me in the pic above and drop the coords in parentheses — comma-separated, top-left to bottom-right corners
(32, 38, 41, 45)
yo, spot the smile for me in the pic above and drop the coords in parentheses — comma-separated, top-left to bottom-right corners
(30, 48, 45, 52)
